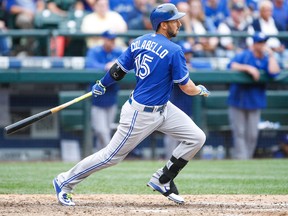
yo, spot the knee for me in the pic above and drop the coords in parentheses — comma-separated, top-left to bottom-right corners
(186, 129, 206, 150)
(200, 130, 206, 144)
(196, 130, 206, 148)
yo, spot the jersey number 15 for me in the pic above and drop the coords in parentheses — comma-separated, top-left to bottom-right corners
(135, 54, 154, 79)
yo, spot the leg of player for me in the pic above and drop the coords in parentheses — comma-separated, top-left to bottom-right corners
(53, 101, 167, 205)
(147, 102, 206, 204)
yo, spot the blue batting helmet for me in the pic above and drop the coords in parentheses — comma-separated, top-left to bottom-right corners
(150, 3, 186, 31)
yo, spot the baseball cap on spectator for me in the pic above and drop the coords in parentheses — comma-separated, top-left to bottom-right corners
(178, 41, 193, 54)
(102, 30, 117, 39)
(253, 32, 269, 43)
(231, 2, 245, 11)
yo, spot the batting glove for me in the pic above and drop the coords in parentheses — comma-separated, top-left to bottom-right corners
(92, 80, 106, 97)
(197, 85, 210, 97)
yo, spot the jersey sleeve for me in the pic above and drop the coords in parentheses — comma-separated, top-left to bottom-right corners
(85, 48, 106, 70)
(171, 49, 190, 85)
(116, 46, 134, 72)
(227, 51, 247, 69)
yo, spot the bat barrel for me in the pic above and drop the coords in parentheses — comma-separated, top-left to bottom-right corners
(4, 110, 51, 135)
(4, 91, 92, 135)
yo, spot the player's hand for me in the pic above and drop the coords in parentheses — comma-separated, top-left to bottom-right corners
(92, 80, 106, 97)
(197, 85, 210, 97)
(247, 66, 260, 81)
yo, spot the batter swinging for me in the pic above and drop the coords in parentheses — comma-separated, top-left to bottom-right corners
(53, 3, 210, 206)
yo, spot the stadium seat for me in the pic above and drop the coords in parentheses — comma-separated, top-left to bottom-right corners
(34, 10, 66, 29)
(190, 59, 213, 69)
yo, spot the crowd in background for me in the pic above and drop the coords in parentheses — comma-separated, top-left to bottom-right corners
(0, 0, 287, 160)
(0, 0, 288, 68)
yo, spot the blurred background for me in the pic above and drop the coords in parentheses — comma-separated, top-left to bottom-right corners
(0, 0, 288, 162)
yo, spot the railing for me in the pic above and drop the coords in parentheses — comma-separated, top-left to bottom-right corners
(1, 68, 288, 84)
(1, 30, 288, 55)
(1, 67, 288, 129)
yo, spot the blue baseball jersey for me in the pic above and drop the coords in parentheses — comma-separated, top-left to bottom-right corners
(116, 33, 189, 106)
(227, 49, 279, 110)
(86, 45, 123, 107)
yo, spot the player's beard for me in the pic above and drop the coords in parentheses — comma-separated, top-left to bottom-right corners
(167, 26, 178, 38)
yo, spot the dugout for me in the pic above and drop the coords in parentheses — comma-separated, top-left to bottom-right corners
(1, 57, 288, 160)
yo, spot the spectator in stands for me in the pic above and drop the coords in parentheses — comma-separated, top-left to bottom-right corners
(227, 32, 280, 160)
(81, 0, 127, 49)
(272, 0, 288, 30)
(175, 1, 191, 31)
(202, 0, 229, 28)
(246, 0, 258, 12)
(271, 0, 288, 64)
(46, 0, 95, 19)
(0, 20, 9, 56)
(163, 40, 193, 159)
(245, 0, 259, 24)
(75, 0, 96, 13)
(217, 1, 250, 58)
(127, 0, 153, 30)
(46, 0, 77, 17)
(227, 0, 253, 22)
(109, 0, 134, 23)
(154, 0, 188, 5)
(47, 0, 98, 15)
(85, 31, 123, 152)
(44, 0, 92, 56)
(249, 0, 286, 56)
(184, 0, 218, 57)
(5, 0, 44, 28)
(4, 0, 44, 55)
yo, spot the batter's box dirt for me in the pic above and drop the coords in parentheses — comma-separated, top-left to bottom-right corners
(0, 194, 287, 216)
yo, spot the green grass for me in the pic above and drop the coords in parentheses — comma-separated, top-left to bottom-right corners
(0, 159, 287, 195)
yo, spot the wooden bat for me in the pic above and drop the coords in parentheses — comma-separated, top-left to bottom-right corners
(4, 91, 92, 135)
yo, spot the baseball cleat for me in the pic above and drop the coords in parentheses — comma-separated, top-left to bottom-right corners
(53, 178, 75, 206)
(147, 169, 184, 204)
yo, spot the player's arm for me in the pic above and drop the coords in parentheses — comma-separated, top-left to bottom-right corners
(179, 79, 210, 97)
(263, 46, 280, 75)
(230, 62, 260, 81)
(92, 63, 126, 97)
(173, 49, 209, 97)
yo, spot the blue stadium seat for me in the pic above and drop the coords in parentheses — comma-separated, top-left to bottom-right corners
(190, 59, 213, 69)
(0, 57, 86, 69)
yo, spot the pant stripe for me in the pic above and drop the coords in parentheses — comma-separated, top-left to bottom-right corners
(60, 110, 138, 189)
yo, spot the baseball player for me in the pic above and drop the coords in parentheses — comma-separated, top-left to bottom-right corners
(53, 3, 210, 206)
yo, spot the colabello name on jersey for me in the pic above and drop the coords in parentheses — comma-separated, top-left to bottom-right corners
(131, 40, 169, 59)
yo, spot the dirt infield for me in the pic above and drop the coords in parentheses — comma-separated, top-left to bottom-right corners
(0, 194, 287, 216)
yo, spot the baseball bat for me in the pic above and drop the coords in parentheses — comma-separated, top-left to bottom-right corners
(4, 91, 92, 135)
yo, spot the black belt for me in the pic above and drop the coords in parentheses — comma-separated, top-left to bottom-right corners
(128, 98, 166, 113)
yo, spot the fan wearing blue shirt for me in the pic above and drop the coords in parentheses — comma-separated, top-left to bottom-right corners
(227, 32, 281, 160)
(86, 30, 123, 151)
(202, 0, 229, 28)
